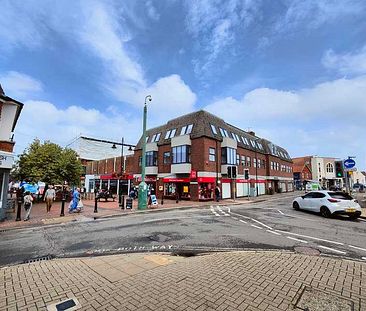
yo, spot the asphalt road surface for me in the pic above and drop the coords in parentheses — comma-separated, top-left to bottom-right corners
(1, 193, 366, 266)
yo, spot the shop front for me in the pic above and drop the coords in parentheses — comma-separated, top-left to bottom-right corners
(86, 173, 133, 195)
(197, 177, 215, 201)
(134, 176, 157, 194)
(163, 177, 191, 200)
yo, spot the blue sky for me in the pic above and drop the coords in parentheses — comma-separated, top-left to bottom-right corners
(1, 0, 366, 169)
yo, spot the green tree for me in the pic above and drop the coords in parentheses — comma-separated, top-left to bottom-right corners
(14, 139, 83, 185)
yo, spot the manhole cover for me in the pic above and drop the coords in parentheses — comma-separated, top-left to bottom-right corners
(294, 247, 320, 256)
(295, 287, 353, 311)
(47, 297, 81, 311)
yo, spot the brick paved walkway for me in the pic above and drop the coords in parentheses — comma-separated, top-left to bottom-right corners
(1, 251, 365, 310)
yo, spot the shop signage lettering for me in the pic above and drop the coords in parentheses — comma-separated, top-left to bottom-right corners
(163, 178, 190, 183)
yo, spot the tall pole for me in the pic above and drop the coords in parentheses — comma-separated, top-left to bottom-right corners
(138, 95, 152, 210)
(121, 137, 124, 174)
(255, 148, 258, 197)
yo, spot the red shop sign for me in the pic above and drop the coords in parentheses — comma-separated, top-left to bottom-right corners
(190, 170, 197, 179)
(197, 177, 216, 183)
(136, 176, 157, 182)
(163, 178, 191, 183)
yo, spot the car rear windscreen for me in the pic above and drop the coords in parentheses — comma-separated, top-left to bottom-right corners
(328, 192, 353, 200)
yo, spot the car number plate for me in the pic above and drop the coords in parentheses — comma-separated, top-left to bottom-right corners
(346, 208, 355, 213)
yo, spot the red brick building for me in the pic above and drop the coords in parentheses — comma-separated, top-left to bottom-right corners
(292, 156, 313, 189)
(86, 110, 293, 201)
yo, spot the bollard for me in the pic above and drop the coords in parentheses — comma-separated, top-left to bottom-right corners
(161, 196, 164, 205)
(60, 196, 65, 217)
(94, 196, 98, 213)
(15, 198, 22, 221)
(121, 195, 125, 209)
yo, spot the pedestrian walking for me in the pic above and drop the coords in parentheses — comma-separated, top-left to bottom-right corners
(69, 187, 81, 213)
(44, 185, 56, 213)
(215, 186, 221, 202)
(23, 191, 33, 221)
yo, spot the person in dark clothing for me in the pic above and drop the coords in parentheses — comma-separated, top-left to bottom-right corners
(215, 186, 221, 202)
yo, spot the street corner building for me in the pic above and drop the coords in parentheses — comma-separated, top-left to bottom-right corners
(85, 111, 294, 201)
(0, 84, 23, 221)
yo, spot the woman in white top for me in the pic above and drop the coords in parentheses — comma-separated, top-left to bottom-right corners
(23, 191, 34, 221)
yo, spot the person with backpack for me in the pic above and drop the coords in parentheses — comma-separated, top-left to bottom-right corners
(23, 191, 33, 221)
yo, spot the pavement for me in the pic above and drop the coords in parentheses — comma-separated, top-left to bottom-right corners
(1, 250, 365, 311)
(0, 192, 297, 231)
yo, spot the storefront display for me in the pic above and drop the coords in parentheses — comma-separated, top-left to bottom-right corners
(197, 177, 215, 201)
(163, 178, 191, 200)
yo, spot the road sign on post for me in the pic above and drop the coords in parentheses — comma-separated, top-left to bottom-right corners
(344, 158, 356, 169)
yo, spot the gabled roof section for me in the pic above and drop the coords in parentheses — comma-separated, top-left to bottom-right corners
(0, 86, 24, 132)
(135, 110, 292, 161)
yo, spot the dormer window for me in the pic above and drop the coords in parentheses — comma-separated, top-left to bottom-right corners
(219, 127, 229, 137)
(180, 124, 193, 135)
(210, 124, 218, 135)
(151, 133, 161, 142)
(165, 129, 176, 139)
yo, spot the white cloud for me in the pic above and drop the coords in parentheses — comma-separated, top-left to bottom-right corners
(14, 100, 142, 154)
(276, 0, 365, 32)
(205, 75, 366, 169)
(146, 0, 160, 21)
(322, 45, 366, 75)
(185, 0, 261, 76)
(0, 71, 43, 99)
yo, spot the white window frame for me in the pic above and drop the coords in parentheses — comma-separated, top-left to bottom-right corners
(180, 126, 187, 136)
(165, 130, 171, 139)
(210, 124, 218, 135)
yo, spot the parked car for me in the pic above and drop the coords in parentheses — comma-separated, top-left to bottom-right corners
(292, 191, 361, 219)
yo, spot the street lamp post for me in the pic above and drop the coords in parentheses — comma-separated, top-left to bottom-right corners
(138, 95, 152, 210)
(254, 138, 260, 197)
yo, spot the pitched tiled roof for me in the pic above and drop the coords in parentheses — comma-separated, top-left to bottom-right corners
(135, 110, 292, 162)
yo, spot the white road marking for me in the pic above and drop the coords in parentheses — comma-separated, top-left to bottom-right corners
(230, 211, 251, 220)
(266, 230, 281, 236)
(251, 224, 262, 230)
(348, 245, 366, 252)
(277, 209, 285, 215)
(251, 218, 273, 230)
(217, 207, 230, 216)
(239, 220, 247, 224)
(231, 217, 239, 220)
(286, 236, 308, 243)
(275, 230, 344, 246)
(318, 245, 346, 255)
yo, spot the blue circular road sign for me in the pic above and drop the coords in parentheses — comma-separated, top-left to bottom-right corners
(344, 158, 356, 169)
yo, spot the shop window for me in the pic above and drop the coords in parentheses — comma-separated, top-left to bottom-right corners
(172, 145, 191, 164)
(209, 148, 215, 162)
(199, 183, 213, 200)
(146, 151, 157, 166)
(221, 147, 236, 165)
(163, 152, 171, 164)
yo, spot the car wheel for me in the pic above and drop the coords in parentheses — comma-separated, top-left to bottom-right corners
(293, 202, 300, 210)
(320, 206, 331, 218)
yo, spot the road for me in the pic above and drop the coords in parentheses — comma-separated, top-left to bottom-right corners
(1, 193, 366, 266)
